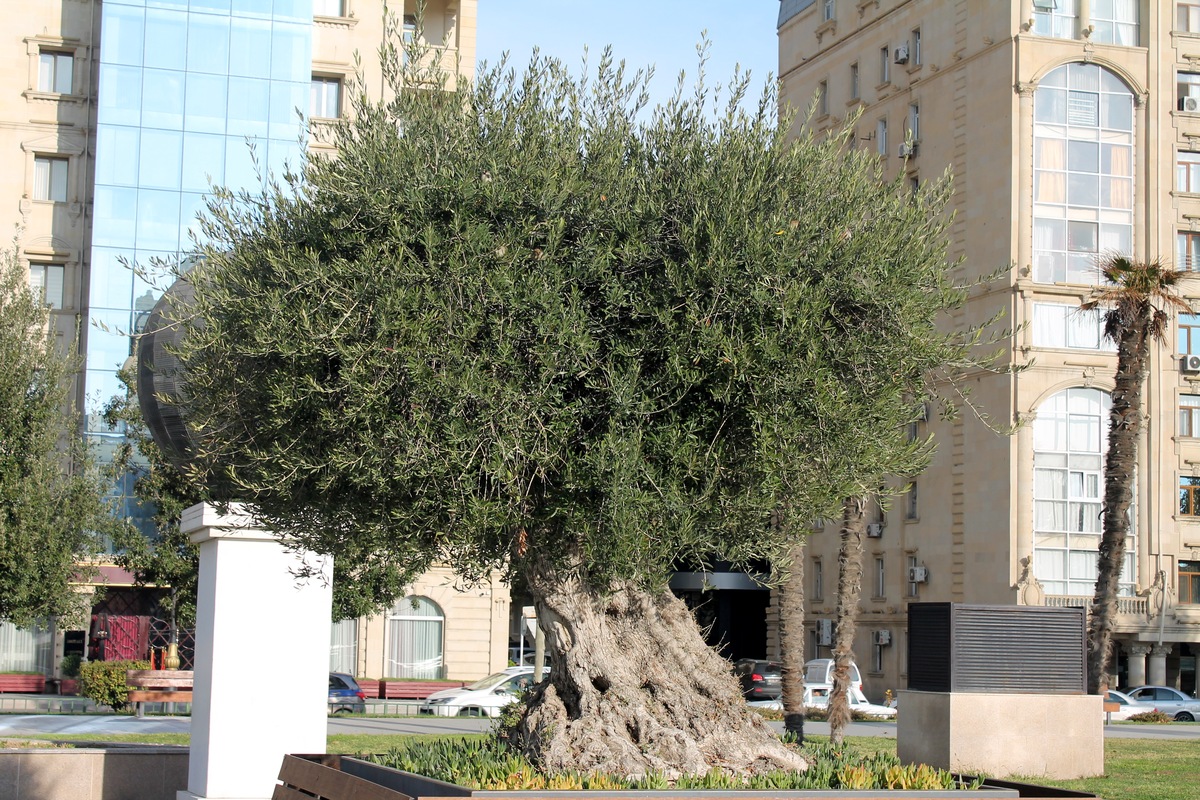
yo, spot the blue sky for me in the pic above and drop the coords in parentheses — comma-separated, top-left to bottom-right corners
(475, 1, 780, 110)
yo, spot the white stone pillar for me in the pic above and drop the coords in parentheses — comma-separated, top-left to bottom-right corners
(1148, 644, 1171, 687)
(179, 503, 332, 800)
(1125, 642, 1150, 689)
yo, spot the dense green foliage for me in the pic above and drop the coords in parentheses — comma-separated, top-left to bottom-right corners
(164, 34, 982, 602)
(79, 658, 149, 711)
(0, 249, 108, 626)
(366, 736, 972, 791)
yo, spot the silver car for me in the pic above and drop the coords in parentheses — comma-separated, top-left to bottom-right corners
(1125, 685, 1200, 721)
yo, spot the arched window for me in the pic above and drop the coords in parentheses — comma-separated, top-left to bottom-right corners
(1032, 63, 1134, 285)
(387, 596, 444, 679)
(329, 617, 357, 675)
(1032, 387, 1135, 596)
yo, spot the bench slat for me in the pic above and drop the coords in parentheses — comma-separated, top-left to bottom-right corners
(127, 690, 193, 703)
(278, 755, 410, 800)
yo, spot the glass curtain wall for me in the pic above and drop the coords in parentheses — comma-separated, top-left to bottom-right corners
(89, 0, 312, 538)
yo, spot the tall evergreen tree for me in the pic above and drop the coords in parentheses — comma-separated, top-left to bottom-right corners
(1081, 256, 1188, 694)
(0, 249, 109, 626)
(156, 32, 987, 775)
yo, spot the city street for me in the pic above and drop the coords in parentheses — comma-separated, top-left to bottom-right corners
(2, 712, 1197, 741)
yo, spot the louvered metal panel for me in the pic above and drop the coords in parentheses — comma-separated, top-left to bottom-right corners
(908, 603, 1086, 695)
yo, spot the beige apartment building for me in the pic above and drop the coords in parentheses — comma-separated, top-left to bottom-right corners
(777, 0, 1200, 701)
(3, 0, 508, 685)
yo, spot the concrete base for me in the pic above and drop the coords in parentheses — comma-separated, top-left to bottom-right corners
(180, 503, 332, 800)
(897, 690, 1103, 779)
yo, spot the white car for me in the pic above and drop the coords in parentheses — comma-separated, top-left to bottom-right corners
(1103, 689, 1157, 721)
(1125, 685, 1200, 722)
(419, 666, 543, 717)
(804, 685, 897, 718)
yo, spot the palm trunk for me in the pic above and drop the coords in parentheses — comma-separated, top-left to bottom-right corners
(828, 496, 866, 746)
(514, 553, 808, 779)
(776, 538, 806, 740)
(1088, 316, 1150, 694)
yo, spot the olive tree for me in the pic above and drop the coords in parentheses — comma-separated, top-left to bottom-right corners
(160, 39, 974, 776)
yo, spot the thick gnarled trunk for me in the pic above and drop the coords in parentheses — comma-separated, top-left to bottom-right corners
(1088, 319, 1149, 694)
(776, 540, 807, 740)
(514, 557, 807, 779)
(829, 496, 866, 746)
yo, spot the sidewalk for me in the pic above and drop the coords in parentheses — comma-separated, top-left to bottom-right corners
(0, 692, 423, 717)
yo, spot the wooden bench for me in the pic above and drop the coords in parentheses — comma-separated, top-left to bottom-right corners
(1103, 699, 1120, 724)
(379, 680, 465, 699)
(127, 669, 194, 717)
(275, 755, 407, 800)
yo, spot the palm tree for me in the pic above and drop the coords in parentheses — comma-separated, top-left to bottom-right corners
(776, 537, 807, 741)
(1082, 255, 1188, 694)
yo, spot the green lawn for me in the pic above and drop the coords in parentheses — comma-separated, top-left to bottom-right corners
(13, 732, 1196, 799)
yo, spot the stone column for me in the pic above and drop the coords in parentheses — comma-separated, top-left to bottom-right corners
(1148, 644, 1171, 687)
(1125, 642, 1150, 689)
(180, 503, 332, 800)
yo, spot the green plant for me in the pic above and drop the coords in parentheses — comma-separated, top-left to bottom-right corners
(1126, 709, 1172, 724)
(78, 659, 149, 712)
(60, 654, 82, 678)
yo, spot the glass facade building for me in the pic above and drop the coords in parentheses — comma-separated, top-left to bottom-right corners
(88, 0, 313, 528)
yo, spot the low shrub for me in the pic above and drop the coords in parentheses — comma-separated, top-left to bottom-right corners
(366, 735, 977, 791)
(79, 659, 149, 712)
(60, 654, 82, 679)
(1126, 709, 1172, 724)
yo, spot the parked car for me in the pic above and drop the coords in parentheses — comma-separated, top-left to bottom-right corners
(803, 685, 896, 718)
(1103, 689, 1157, 721)
(328, 672, 366, 714)
(1125, 685, 1200, 721)
(420, 666, 544, 717)
(804, 658, 864, 695)
(732, 659, 782, 701)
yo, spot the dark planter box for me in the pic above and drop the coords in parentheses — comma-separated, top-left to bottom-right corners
(277, 755, 1098, 800)
(0, 674, 45, 693)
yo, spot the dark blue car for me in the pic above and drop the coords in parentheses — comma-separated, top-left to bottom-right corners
(329, 672, 366, 714)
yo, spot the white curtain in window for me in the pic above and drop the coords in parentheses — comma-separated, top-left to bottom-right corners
(329, 618, 358, 674)
(0, 620, 52, 673)
(387, 596, 444, 679)
(1032, 303, 1066, 347)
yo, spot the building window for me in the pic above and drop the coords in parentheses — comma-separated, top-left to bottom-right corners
(1032, 387, 1134, 596)
(822, 0, 835, 22)
(314, 0, 345, 16)
(1182, 3, 1200, 32)
(905, 480, 917, 519)
(1182, 477, 1200, 516)
(818, 80, 828, 116)
(1180, 314, 1200, 355)
(1033, 63, 1133, 285)
(1179, 72, 1200, 110)
(310, 77, 342, 119)
(1180, 231, 1200, 271)
(38, 50, 73, 94)
(1181, 560, 1200, 604)
(1031, 303, 1114, 350)
(1032, 0, 1079, 39)
(812, 558, 823, 600)
(33, 156, 68, 202)
(874, 556, 885, 598)
(872, 640, 885, 672)
(386, 596, 444, 678)
(329, 618, 357, 674)
(1089, 0, 1138, 45)
(879, 45, 890, 84)
(876, 117, 888, 156)
(907, 554, 920, 597)
(1179, 151, 1200, 192)
(908, 102, 920, 141)
(911, 27, 922, 65)
(850, 62, 859, 100)
(1181, 396, 1200, 438)
(28, 264, 64, 309)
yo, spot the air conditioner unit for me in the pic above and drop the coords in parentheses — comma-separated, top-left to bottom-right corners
(873, 630, 892, 646)
(816, 618, 833, 646)
(867, 522, 884, 538)
(908, 565, 928, 583)
(898, 142, 919, 158)
(1183, 354, 1200, 373)
(894, 44, 909, 64)
(1181, 97, 1200, 113)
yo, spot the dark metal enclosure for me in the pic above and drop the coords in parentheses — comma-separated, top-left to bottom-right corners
(907, 603, 1086, 694)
